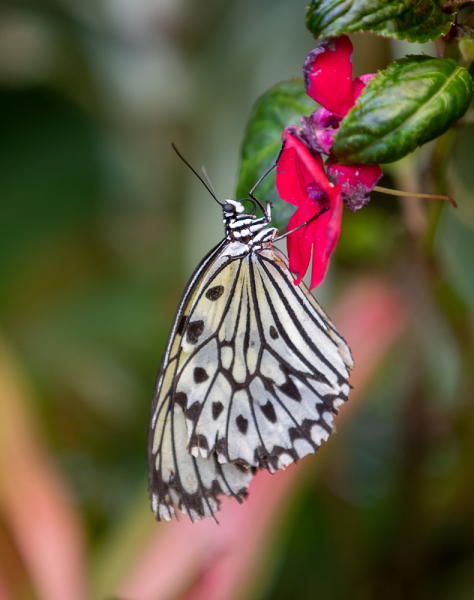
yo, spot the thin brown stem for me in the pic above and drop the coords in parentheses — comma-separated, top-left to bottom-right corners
(373, 185, 457, 208)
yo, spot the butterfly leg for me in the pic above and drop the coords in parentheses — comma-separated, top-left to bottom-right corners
(248, 147, 284, 218)
(274, 207, 330, 242)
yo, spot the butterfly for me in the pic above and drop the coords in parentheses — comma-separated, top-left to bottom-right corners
(148, 148, 354, 522)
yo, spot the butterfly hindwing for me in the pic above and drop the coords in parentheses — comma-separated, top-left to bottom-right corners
(178, 245, 352, 471)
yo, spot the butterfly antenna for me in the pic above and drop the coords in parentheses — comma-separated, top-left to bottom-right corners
(201, 165, 217, 198)
(171, 143, 223, 206)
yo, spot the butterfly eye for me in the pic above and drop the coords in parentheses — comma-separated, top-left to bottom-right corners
(223, 202, 236, 214)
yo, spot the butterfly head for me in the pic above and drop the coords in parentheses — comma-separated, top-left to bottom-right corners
(223, 199, 245, 219)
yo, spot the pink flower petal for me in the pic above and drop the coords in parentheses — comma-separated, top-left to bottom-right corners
(276, 133, 342, 289)
(303, 35, 354, 116)
(310, 185, 343, 289)
(353, 73, 376, 102)
(278, 131, 331, 198)
(287, 209, 301, 275)
(301, 108, 342, 155)
(288, 199, 322, 285)
(276, 137, 309, 207)
(327, 163, 383, 212)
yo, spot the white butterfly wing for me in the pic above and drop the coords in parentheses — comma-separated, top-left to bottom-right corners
(175, 245, 353, 469)
(149, 239, 353, 521)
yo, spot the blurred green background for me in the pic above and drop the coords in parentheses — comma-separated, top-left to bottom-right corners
(1, 1, 474, 599)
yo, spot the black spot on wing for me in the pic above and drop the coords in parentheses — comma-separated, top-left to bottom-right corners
(212, 401, 224, 420)
(320, 393, 345, 412)
(260, 400, 277, 423)
(279, 377, 301, 401)
(316, 401, 331, 419)
(186, 320, 204, 345)
(289, 419, 318, 443)
(236, 415, 248, 435)
(189, 432, 209, 452)
(174, 392, 187, 409)
(266, 446, 298, 470)
(176, 315, 187, 337)
(269, 325, 279, 340)
(194, 367, 209, 383)
(310, 370, 331, 385)
(206, 285, 225, 301)
(185, 401, 202, 422)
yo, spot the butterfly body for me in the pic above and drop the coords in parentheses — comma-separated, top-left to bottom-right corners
(148, 197, 353, 522)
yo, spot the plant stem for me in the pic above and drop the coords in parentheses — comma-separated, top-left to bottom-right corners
(373, 186, 457, 207)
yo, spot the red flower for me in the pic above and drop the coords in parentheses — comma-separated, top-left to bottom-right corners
(327, 162, 384, 212)
(276, 35, 383, 288)
(276, 131, 342, 289)
(301, 35, 383, 211)
(304, 34, 355, 116)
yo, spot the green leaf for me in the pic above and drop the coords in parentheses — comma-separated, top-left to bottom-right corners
(306, 0, 454, 43)
(236, 79, 315, 232)
(332, 56, 473, 165)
